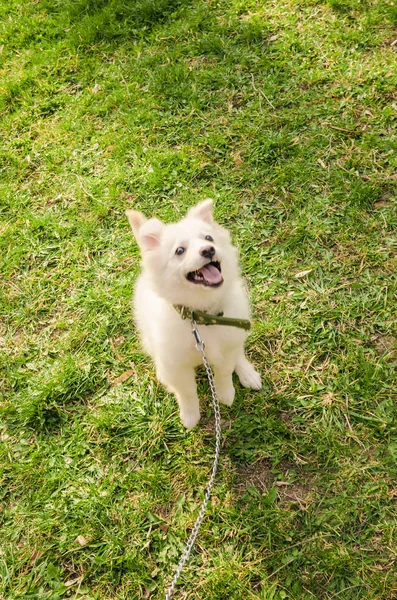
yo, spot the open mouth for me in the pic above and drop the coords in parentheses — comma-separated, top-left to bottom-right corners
(186, 261, 223, 287)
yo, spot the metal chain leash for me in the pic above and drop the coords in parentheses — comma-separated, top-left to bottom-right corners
(165, 320, 222, 600)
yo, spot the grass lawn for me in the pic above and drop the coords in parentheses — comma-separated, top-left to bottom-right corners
(1, 0, 397, 598)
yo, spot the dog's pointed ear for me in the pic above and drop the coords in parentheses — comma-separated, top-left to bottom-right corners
(126, 210, 163, 251)
(125, 210, 164, 250)
(139, 219, 164, 251)
(126, 210, 147, 237)
(187, 199, 214, 224)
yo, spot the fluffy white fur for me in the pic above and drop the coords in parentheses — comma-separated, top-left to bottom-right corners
(126, 199, 261, 428)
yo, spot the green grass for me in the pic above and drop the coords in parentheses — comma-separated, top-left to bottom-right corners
(1, 0, 397, 598)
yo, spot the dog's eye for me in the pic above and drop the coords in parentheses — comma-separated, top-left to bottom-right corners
(175, 247, 185, 255)
(205, 235, 214, 242)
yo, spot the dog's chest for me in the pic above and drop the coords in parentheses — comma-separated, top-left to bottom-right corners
(170, 321, 246, 367)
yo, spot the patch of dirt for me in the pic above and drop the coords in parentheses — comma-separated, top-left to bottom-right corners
(200, 415, 233, 435)
(155, 505, 171, 520)
(372, 334, 396, 356)
(279, 411, 292, 426)
(277, 482, 312, 509)
(381, 32, 397, 48)
(234, 459, 315, 509)
(234, 459, 272, 494)
(276, 461, 314, 508)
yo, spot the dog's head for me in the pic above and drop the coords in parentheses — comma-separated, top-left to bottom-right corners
(126, 200, 239, 309)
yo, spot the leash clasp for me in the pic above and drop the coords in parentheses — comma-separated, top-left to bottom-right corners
(191, 320, 205, 351)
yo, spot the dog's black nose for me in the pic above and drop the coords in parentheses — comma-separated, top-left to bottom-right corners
(200, 246, 215, 259)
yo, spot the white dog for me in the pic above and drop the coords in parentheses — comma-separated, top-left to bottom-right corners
(126, 199, 261, 428)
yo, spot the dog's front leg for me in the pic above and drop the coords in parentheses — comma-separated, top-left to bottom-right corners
(157, 363, 200, 429)
(213, 356, 237, 407)
(235, 354, 262, 390)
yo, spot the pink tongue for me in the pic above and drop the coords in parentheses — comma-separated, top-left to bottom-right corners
(199, 264, 223, 284)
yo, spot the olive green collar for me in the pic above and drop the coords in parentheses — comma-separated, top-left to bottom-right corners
(174, 304, 251, 331)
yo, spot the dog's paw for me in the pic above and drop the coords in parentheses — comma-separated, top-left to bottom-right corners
(217, 385, 235, 407)
(236, 362, 262, 390)
(180, 409, 200, 429)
